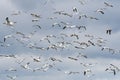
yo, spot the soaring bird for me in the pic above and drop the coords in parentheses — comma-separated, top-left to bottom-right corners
(3, 17, 16, 26)
(31, 13, 41, 18)
(104, 2, 113, 7)
(95, 8, 105, 14)
(84, 69, 92, 76)
(106, 29, 112, 35)
(7, 75, 17, 80)
(4, 34, 14, 42)
(73, 7, 78, 12)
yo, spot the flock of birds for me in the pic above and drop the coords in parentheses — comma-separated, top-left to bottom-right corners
(0, 0, 120, 80)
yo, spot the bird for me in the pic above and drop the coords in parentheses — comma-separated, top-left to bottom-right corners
(33, 25, 41, 29)
(3, 17, 16, 26)
(76, 53, 88, 58)
(4, 34, 14, 42)
(78, 0, 85, 5)
(5, 67, 17, 72)
(104, 2, 113, 7)
(68, 56, 78, 61)
(21, 62, 31, 70)
(95, 9, 105, 14)
(105, 67, 116, 75)
(49, 57, 62, 62)
(54, 10, 64, 15)
(31, 13, 41, 18)
(64, 71, 80, 75)
(32, 18, 39, 22)
(52, 22, 61, 27)
(88, 40, 95, 46)
(70, 33, 79, 39)
(106, 29, 112, 35)
(31, 56, 41, 62)
(84, 69, 92, 76)
(7, 75, 17, 80)
(73, 7, 78, 12)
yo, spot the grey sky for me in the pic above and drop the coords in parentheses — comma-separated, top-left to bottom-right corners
(0, 0, 120, 80)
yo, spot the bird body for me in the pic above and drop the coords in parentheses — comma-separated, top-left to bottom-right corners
(3, 17, 16, 26)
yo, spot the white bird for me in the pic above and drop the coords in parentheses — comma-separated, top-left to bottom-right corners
(49, 57, 62, 62)
(6, 67, 17, 72)
(105, 64, 120, 75)
(21, 62, 31, 70)
(7, 75, 17, 80)
(31, 13, 41, 18)
(68, 56, 78, 61)
(84, 69, 92, 76)
(106, 29, 112, 35)
(32, 18, 39, 22)
(52, 22, 61, 27)
(77, 53, 88, 58)
(33, 68, 41, 72)
(73, 7, 78, 12)
(70, 33, 79, 39)
(3, 17, 16, 26)
(4, 34, 14, 42)
(95, 9, 105, 14)
(65, 71, 80, 75)
(104, 2, 113, 7)
(31, 56, 41, 62)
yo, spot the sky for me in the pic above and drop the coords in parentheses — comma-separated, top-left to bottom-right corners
(0, 0, 120, 80)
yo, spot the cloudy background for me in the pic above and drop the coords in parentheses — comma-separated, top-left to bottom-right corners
(0, 0, 120, 80)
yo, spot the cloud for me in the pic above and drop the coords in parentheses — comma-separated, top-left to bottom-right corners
(0, 0, 120, 80)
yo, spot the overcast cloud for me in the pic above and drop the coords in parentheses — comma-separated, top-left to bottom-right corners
(0, 0, 120, 80)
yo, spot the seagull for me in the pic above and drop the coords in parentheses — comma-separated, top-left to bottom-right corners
(77, 53, 88, 58)
(52, 22, 61, 27)
(49, 57, 62, 62)
(21, 62, 31, 70)
(41, 63, 54, 72)
(7, 75, 17, 80)
(4, 34, 14, 42)
(31, 13, 41, 18)
(89, 16, 99, 20)
(54, 11, 64, 15)
(64, 71, 80, 75)
(32, 18, 39, 22)
(104, 2, 113, 7)
(33, 25, 41, 29)
(33, 68, 41, 72)
(70, 33, 79, 39)
(62, 12, 73, 17)
(68, 56, 78, 61)
(106, 29, 112, 35)
(31, 56, 41, 62)
(95, 9, 105, 14)
(73, 7, 78, 12)
(3, 17, 16, 26)
(84, 69, 92, 76)
(105, 67, 116, 75)
(77, 26, 86, 30)
(79, 0, 85, 5)
(5, 67, 17, 72)
(88, 40, 95, 46)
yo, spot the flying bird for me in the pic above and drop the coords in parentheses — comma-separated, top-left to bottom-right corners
(104, 2, 113, 7)
(106, 29, 112, 35)
(4, 34, 14, 42)
(73, 7, 78, 12)
(3, 17, 16, 26)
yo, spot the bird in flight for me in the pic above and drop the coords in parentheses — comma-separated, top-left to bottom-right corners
(106, 29, 112, 35)
(3, 17, 16, 26)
